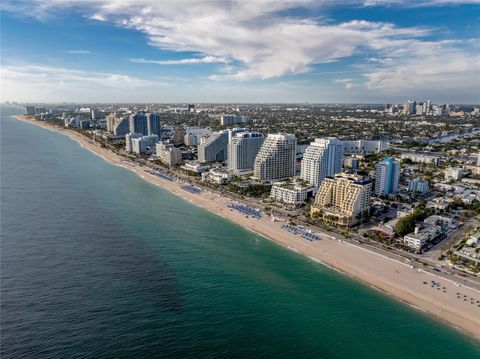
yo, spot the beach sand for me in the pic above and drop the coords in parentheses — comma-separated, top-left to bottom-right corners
(13, 115, 480, 339)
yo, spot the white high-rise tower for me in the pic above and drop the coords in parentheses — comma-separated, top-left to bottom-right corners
(253, 134, 296, 181)
(300, 137, 344, 188)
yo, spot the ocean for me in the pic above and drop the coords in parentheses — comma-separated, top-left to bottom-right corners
(1, 105, 479, 358)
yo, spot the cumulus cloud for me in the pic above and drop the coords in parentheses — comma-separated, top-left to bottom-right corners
(1, 0, 432, 81)
(2, 0, 479, 101)
(362, 39, 480, 100)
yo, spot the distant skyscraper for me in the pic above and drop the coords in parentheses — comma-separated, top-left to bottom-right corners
(375, 157, 400, 196)
(227, 131, 265, 174)
(129, 112, 148, 135)
(253, 133, 296, 181)
(402, 100, 416, 115)
(300, 137, 344, 188)
(147, 113, 161, 136)
(25, 106, 36, 116)
(423, 100, 432, 114)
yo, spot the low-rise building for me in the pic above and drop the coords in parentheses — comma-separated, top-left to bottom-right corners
(423, 215, 455, 229)
(403, 224, 442, 251)
(202, 168, 234, 185)
(270, 180, 314, 208)
(182, 161, 211, 174)
(344, 157, 360, 169)
(400, 152, 441, 165)
(408, 178, 429, 194)
(342, 139, 389, 154)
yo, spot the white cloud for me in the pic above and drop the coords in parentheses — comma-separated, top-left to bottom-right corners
(130, 56, 228, 65)
(2, 0, 479, 102)
(0, 64, 167, 102)
(333, 78, 356, 90)
(363, 0, 480, 6)
(1, 0, 433, 81)
(362, 40, 480, 102)
(66, 50, 91, 54)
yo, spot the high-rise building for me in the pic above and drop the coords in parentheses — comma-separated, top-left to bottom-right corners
(311, 173, 372, 227)
(253, 133, 296, 181)
(416, 104, 424, 115)
(64, 114, 85, 128)
(423, 100, 432, 114)
(113, 117, 130, 136)
(106, 114, 116, 132)
(172, 127, 186, 145)
(129, 112, 148, 135)
(147, 113, 161, 136)
(107, 114, 130, 136)
(300, 137, 343, 188)
(227, 131, 265, 174)
(402, 100, 416, 115)
(198, 130, 229, 163)
(184, 128, 212, 147)
(125, 132, 142, 152)
(156, 142, 182, 166)
(25, 106, 36, 116)
(130, 134, 159, 154)
(375, 157, 400, 197)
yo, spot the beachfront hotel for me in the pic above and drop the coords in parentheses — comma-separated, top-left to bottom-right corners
(253, 133, 296, 182)
(270, 179, 314, 208)
(107, 114, 130, 137)
(300, 137, 344, 189)
(156, 142, 182, 166)
(129, 112, 149, 136)
(311, 173, 372, 227)
(197, 128, 249, 164)
(198, 130, 229, 163)
(146, 113, 162, 136)
(227, 131, 265, 174)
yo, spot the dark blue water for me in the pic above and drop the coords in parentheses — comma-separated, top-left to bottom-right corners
(1, 105, 479, 358)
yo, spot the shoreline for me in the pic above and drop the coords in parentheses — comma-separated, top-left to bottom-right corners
(11, 114, 480, 340)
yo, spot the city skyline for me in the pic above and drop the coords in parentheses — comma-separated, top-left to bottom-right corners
(1, 0, 479, 104)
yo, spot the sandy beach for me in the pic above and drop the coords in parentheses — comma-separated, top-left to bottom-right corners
(12, 115, 480, 339)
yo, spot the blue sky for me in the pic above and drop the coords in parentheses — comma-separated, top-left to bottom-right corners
(1, 0, 479, 103)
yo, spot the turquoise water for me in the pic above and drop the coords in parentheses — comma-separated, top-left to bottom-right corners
(1, 105, 479, 358)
